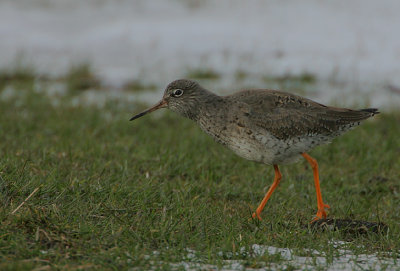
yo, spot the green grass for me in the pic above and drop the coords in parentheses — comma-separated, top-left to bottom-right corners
(262, 73, 317, 96)
(0, 66, 37, 90)
(185, 68, 221, 80)
(263, 73, 316, 84)
(64, 63, 101, 93)
(123, 79, 157, 93)
(0, 75, 399, 270)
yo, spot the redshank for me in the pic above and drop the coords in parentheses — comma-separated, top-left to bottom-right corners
(130, 79, 379, 221)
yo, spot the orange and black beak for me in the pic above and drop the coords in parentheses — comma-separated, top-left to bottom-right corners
(129, 99, 168, 121)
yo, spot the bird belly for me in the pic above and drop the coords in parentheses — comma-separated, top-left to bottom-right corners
(226, 134, 277, 164)
(198, 115, 337, 165)
(226, 131, 335, 165)
(218, 128, 280, 165)
(199, 122, 275, 164)
(265, 133, 334, 164)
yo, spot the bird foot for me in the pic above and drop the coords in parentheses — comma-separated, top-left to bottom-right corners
(252, 212, 262, 221)
(311, 203, 330, 222)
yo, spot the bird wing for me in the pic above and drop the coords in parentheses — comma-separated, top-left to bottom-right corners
(228, 90, 374, 140)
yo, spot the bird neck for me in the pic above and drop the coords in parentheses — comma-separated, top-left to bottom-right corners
(186, 90, 223, 122)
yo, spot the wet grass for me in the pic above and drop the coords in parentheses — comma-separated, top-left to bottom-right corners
(263, 73, 316, 84)
(0, 75, 399, 270)
(123, 79, 157, 93)
(262, 73, 317, 96)
(0, 66, 37, 89)
(186, 68, 221, 80)
(64, 63, 101, 93)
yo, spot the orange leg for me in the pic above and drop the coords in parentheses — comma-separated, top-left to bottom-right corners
(302, 153, 330, 222)
(252, 165, 282, 220)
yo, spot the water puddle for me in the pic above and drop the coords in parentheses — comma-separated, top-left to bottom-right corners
(142, 242, 399, 271)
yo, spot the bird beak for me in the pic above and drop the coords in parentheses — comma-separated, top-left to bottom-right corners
(129, 99, 168, 121)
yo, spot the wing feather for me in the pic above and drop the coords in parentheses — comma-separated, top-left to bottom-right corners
(227, 90, 375, 140)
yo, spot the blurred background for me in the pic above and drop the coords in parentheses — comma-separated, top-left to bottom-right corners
(1, 0, 400, 108)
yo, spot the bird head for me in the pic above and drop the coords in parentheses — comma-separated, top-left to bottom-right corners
(130, 79, 207, 121)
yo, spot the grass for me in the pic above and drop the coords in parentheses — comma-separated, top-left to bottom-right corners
(185, 68, 221, 80)
(0, 66, 37, 90)
(65, 63, 101, 93)
(263, 73, 316, 84)
(0, 73, 399, 270)
(123, 79, 157, 93)
(262, 73, 317, 96)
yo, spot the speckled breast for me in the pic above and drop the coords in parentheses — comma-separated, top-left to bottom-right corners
(197, 113, 341, 165)
(196, 112, 281, 165)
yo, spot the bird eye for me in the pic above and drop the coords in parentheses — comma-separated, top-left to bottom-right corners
(172, 89, 183, 97)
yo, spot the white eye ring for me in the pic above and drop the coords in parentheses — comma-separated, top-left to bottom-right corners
(172, 89, 183, 97)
